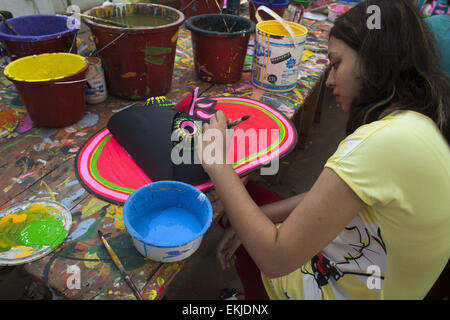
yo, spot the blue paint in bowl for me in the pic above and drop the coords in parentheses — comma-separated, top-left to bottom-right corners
(123, 181, 213, 248)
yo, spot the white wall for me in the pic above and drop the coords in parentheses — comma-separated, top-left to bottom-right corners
(0, 0, 55, 16)
(52, 0, 106, 14)
(0, 0, 111, 17)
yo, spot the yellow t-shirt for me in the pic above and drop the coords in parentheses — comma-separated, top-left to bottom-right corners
(261, 110, 450, 299)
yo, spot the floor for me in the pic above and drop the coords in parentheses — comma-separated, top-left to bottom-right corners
(0, 88, 348, 300)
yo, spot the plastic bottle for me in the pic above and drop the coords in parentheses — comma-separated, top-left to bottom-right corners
(85, 57, 107, 104)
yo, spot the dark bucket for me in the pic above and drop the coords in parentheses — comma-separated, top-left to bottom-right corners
(83, 3, 185, 100)
(186, 14, 255, 83)
(249, 0, 289, 23)
(0, 14, 78, 60)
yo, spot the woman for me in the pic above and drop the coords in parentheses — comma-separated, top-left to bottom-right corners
(199, 0, 450, 299)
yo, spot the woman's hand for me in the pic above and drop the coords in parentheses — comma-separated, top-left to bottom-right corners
(198, 110, 233, 176)
(216, 226, 241, 270)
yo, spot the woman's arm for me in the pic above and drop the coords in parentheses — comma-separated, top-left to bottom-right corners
(259, 192, 308, 223)
(209, 165, 365, 279)
(201, 111, 366, 279)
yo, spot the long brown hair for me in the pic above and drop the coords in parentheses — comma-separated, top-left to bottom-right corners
(330, 0, 450, 143)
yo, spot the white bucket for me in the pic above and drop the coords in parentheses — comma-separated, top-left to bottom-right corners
(251, 6, 308, 92)
(85, 57, 107, 104)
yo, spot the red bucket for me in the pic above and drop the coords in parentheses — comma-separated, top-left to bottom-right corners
(186, 14, 255, 83)
(83, 3, 184, 100)
(4, 53, 88, 128)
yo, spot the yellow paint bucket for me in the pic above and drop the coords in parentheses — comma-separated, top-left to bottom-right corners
(251, 6, 308, 92)
(4, 53, 88, 127)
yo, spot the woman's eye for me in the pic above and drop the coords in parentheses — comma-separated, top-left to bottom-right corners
(331, 62, 340, 69)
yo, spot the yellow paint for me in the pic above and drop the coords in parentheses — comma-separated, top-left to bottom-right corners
(3, 184, 13, 193)
(12, 213, 27, 223)
(4, 53, 86, 82)
(163, 262, 181, 274)
(102, 6, 114, 17)
(105, 205, 125, 229)
(0, 239, 8, 248)
(0, 204, 60, 226)
(148, 289, 157, 300)
(40, 180, 56, 201)
(56, 177, 72, 188)
(171, 31, 178, 43)
(84, 252, 101, 269)
(82, 198, 108, 218)
(0, 213, 27, 225)
(257, 20, 307, 37)
(302, 49, 314, 62)
(63, 154, 76, 161)
(121, 72, 137, 78)
(98, 265, 111, 277)
(13, 245, 34, 259)
(157, 277, 165, 287)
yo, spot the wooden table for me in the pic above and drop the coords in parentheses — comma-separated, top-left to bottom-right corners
(0, 12, 331, 300)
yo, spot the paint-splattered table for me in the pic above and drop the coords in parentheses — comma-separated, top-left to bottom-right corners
(0, 12, 331, 300)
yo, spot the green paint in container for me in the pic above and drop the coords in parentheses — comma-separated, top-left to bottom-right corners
(20, 217, 68, 250)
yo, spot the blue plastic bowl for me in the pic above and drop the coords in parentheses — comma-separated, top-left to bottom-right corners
(123, 181, 213, 262)
(0, 14, 78, 42)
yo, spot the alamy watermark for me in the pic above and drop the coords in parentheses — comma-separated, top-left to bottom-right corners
(66, 264, 81, 290)
(367, 5, 381, 30)
(366, 264, 382, 290)
(170, 125, 281, 176)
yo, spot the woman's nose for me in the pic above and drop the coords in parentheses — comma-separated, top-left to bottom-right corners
(326, 67, 335, 88)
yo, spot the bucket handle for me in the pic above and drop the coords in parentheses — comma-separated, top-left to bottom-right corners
(54, 75, 95, 85)
(88, 31, 128, 57)
(68, 32, 78, 54)
(255, 5, 299, 48)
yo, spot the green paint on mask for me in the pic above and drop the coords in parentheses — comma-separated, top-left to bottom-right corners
(19, 218, 68, 250)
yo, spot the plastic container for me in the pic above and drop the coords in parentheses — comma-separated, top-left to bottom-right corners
(249, 0, 289, 24)
(123, 181, 213, 262)
(85, 57, 108, 104)
(251, 6, 307, 92)
(4, 53, 88, 127)
(186, 14, 255, 83)
(83, 3, 184, 100)
(0, 14, 78, 60)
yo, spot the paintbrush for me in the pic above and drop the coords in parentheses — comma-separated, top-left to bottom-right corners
(97, 230, 144, 300)
(213, 0, 231, 33)
(62, 12, 133, 28)
(227, 115, 250, 128)
(0, 15, 19, 36)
